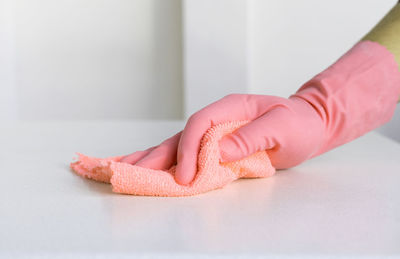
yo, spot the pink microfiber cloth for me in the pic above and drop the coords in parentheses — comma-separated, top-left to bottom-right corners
(70, 120, 276, 196)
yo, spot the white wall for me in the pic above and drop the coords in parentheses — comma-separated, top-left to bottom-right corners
(183, 0, 249, 118)
(249, 0, 396, 96)
(1, 0, 399, 141)
(0, 0, 17, 121)
(1, 0, 182, 121)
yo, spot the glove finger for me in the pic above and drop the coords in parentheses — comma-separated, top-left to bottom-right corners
(119, 146, 157, 164)
(135, 131, 182, 170)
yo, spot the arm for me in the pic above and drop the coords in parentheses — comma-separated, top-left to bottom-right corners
(362, 2, 400, 103)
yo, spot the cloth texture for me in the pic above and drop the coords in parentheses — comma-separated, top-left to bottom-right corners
(70, 120, 276, 197)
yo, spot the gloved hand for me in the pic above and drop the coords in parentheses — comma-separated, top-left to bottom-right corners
(121, 93, 323, 185)
(120, 40, 400, 185)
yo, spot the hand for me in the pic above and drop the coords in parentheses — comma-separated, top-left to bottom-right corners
(120, 93, 326, 185)
(120, 41, 400, 186)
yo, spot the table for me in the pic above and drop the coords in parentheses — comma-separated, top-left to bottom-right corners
(1, 120, 399, 258)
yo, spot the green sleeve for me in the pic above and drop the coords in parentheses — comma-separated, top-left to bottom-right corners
(362, 3, 400, 103)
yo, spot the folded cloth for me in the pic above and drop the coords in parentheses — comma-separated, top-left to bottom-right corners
(70, 120, 276, 197)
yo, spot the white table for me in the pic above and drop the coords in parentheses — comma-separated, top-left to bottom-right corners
(1, 120, 399, 258)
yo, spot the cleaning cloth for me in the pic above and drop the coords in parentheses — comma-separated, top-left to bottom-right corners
(70, 120, 276, 196)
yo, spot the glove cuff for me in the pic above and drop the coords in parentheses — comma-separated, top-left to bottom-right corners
(290, 40, 400, 158)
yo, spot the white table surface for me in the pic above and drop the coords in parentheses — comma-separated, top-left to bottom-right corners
(1, 120, 399, 258)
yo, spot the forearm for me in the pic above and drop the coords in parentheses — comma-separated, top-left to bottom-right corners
(361, 2, 400, 103)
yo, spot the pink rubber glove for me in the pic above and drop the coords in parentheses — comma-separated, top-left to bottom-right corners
(120, 40, 400, 185)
